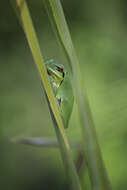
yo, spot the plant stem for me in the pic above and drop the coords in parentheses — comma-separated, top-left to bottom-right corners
(11, 1, 82, 189)
(43, 0, 112, 189)
(10, 137, 80, 149)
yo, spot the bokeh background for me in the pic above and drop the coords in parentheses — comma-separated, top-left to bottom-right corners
(1, 0, 127, 189)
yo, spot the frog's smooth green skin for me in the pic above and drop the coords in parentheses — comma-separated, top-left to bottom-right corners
(45, 59, 74, 128)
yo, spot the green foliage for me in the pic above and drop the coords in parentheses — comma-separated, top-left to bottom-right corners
(1, 0, 127, 190)
(43, 0, 111, 189)
(11, 0, 81, 190)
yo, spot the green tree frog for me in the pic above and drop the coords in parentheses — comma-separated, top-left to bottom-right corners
(45, 59, 74, 128)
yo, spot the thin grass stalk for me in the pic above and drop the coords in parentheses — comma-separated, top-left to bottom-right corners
(43, 0, 112, 189)
(10, 137, 80, 149)
(11, 0, 82, 189)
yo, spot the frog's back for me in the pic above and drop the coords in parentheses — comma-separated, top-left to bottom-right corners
(56, 74, 74, 128)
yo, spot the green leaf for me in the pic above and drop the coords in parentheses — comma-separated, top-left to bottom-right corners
(43, 0, 112, 189)
(11, 1, 82, 190)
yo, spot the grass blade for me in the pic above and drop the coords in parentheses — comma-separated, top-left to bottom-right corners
(10, 0, 82, 189)
(43, 0, 112, 189)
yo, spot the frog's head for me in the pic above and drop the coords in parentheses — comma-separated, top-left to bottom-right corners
(45, 59, 65, 88)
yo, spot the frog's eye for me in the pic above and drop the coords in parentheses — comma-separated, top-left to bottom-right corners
(56, 66, 65, 78)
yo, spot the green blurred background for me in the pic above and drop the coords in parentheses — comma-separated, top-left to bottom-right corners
(1, 0, 127, 189)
